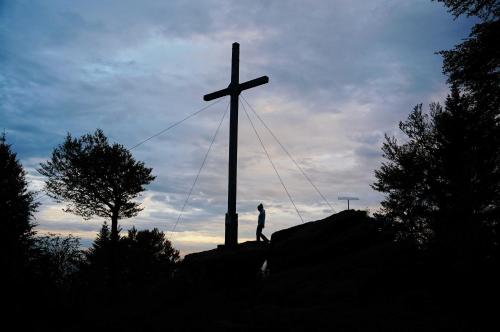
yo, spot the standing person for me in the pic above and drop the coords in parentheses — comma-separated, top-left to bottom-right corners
(256, 203, 269, 243)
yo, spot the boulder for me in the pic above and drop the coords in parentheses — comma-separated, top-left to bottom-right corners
(181, 241, 269, 286)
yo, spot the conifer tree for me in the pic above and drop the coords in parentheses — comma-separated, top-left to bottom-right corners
(0, 134, 38, 281)
(85, 222, 113, 280)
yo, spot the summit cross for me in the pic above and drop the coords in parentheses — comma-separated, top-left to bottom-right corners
(203, 42, 269, 247)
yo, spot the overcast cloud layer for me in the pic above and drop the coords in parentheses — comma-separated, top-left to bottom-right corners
(1, 0, 474, 254)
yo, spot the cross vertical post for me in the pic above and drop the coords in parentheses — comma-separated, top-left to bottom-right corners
(226, 43, 239, 247)
(203, 42, 269, 248)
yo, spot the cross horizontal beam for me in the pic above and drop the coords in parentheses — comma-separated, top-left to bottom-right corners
(338, 196, 359, 201)
(238, 76, 269, 92)
(203, 75, 269, 101)
(203, 87, 230, 101)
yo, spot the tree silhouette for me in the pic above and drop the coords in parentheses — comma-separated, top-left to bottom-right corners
(0, 133, 38, 282)
(375, 0, 499, 257)
(373, 86, 499, 259)
(372, 104, 435, 245)
(85, 225, 179, 286)
(437, 0, 499, 117)
(438, 0, 500, 257)
(435, 0, 499, 20)
(434, 89, 499, 258)
(86, 222, 112, 266)
(83, 222, 114, 286)
(121, 227, 180, 283)
(38, 129, 155, 283)
(32, 233, 82, 287)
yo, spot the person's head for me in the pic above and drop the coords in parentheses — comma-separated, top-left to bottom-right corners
(257, 203, 263, 211)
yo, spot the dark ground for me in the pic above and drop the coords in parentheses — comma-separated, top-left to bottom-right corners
(17, 210, 498, 331)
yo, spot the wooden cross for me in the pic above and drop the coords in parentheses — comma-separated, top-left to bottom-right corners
(204, 42, 269, 247)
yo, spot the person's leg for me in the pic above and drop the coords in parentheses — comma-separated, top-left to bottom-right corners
(256, 225, 261, 241)
(261, 233, 269, 243)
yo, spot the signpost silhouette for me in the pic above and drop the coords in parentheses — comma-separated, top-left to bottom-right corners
(204, 42, 269, 247)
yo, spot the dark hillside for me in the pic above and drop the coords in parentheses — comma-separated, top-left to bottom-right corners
(268, 210, 391, 271)
(182, 241, 269, 286)
(170, 210, 470, 331)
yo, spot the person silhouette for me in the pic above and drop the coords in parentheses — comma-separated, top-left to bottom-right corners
(256, 203, 269, 243)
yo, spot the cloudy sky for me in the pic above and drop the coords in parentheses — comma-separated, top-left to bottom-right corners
(1, 0, 474, 254)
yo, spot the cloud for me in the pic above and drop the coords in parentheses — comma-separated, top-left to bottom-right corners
(1, 0, 476, 254)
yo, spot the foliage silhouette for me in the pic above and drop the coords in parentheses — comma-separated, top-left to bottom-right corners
(120, 227, 180, 283)
(32, 233, 82, 287)
(84, 224, 180, 287)
(84, 222, 113, 282)
(374, 0, 499, 260)
(0, 134, 38, 282)
(373, 86, 499, 259)
(38, 129, 155, 284)
(372, 103, 436, 245)
(38, 129, 155, 241)
(1, 134, 40, 328)
(437, 0, 499, 120)
(435, 0, 499, 20)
